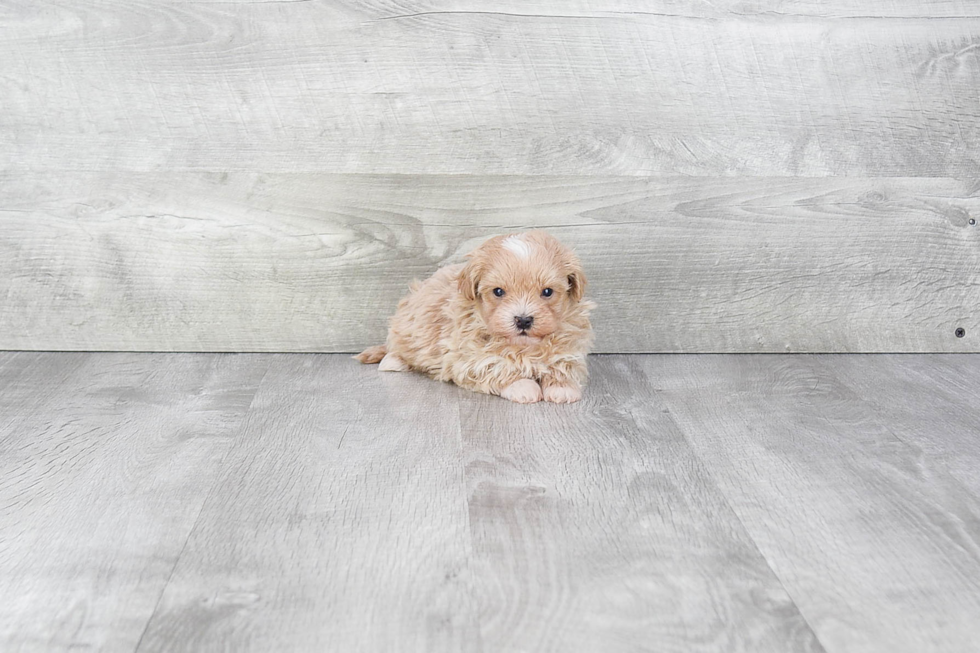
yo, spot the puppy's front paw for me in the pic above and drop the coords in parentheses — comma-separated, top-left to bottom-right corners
(543, 384, 582, 404)
(500, 379, 543, 404)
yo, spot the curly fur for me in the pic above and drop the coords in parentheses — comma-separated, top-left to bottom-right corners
(356, 231, 595, 403)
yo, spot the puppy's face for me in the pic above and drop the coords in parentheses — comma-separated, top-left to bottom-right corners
(458, 232, 587, 344)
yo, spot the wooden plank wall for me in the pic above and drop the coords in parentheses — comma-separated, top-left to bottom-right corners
(1, 0, 978, 352)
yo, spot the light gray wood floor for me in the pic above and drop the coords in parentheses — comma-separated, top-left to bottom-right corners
(2, 352, 979, 652)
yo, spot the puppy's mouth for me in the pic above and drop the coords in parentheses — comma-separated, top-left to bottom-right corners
(511, 329, 542, 343)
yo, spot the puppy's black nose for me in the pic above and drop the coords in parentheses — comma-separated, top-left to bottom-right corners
(515, 315, 534, 331)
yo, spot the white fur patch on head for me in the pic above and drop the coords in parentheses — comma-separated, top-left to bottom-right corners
(502, 234, 533, 259)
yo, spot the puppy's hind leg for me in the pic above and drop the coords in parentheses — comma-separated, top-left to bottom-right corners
(378, 353, 410, 372)
(354, 345, 387, 364)
(355, 345, 409, 371)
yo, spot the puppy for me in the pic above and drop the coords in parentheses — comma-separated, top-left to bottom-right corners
(355, 231, 595, 403)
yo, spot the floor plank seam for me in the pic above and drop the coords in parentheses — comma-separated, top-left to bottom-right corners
(131, 516, 196, 653)
(131, 358, 275, 652)
(454, 390, 488, 653)
(650, 397, 833, 653)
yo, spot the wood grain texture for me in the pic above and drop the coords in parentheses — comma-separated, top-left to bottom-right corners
(3, 1, 980, 352)
(650, 354, 980, 652)
(4, 352, 980, 651)
(1, 172, 977, 352)
(462, 355, 824, 652)
(0, 353, 269, 653)
(2, 1, 979, 176)
(816, 354, 980, 497)
(135, 355, 479, 653)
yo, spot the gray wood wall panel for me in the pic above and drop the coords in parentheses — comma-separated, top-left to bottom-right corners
(3, 1, 979, 176)
(1, 173, 977, 352)
(2, 1, 979, 352)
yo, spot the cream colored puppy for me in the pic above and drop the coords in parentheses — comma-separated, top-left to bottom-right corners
(355, 231, 595, 403)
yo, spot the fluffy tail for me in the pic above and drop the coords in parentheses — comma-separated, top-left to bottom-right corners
(354, 344, 387, 364)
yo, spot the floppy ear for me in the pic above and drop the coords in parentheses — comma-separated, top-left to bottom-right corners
(457, 258, 481, 301)
(566, 261, 587, 302)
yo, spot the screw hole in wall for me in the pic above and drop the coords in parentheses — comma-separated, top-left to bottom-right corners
(955, 327, 966, 338)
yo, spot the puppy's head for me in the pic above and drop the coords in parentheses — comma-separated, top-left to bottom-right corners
(457, 231, 587, 343)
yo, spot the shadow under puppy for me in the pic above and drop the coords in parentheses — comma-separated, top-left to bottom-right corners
(355, 231, 595, 403)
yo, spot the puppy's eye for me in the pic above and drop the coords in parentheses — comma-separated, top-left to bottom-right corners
(493, 288, 505, 297)
(541, 288, 554, 298)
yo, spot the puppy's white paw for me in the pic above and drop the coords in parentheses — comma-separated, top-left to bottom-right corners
(378, 353, 409, 372)
(500, 379, 543, 404)
(543, 384, 582, 404)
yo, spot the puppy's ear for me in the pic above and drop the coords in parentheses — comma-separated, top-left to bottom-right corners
(566, 261, 587, 302)
(457, 258, 481, 301)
